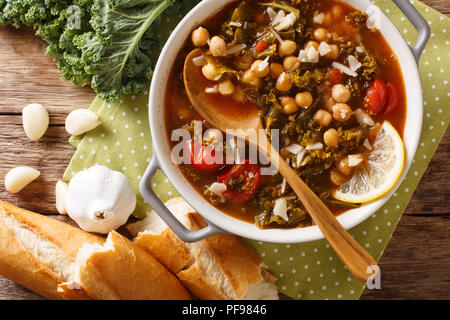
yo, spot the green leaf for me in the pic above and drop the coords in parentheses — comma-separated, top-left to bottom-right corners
(73, 0, 175, 101)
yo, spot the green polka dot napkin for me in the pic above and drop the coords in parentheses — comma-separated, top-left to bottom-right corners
(64, 1, 450, 300)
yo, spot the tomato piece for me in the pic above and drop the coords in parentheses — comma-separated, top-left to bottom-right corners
(373, 78, 387, 104)
(365, 78, 387, 115)
(255, 40, 269, 52)
(217, 160, 261, 203)
(383, 82, 399, 115)
(188, 140, 224, 172)
(327, 68, 344, 85)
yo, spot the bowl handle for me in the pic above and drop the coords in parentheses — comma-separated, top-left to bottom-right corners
(393, 0, 431, 62)
(139, 155, 225, 242)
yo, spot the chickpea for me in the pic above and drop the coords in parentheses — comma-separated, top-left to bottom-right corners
(232, 86, 247, 103)
(191, 27, 210, 47)
(332, 103, 353, 122)
(269, 62, 285, 79)
(202, 63, 221, 81)
(323, 128, 339, 148)
(314, 109, 332, 127)
(278, 40, 297, 57)
(280, 96, 298, 115)
(276, 72, 292, 92)
(218, 79, 235, 96)
(331, 5, 344, 18)
(331, 84, 351, 103)
(234, 53, 254, 70)
(241, 70, 262, 88)
(209, 36, 227, 57)
(305, 40, 320, 50)
(295, 91, 313, 109)
(324, 44, 340, 59)
(330, 170, 346, 186)
(250, 59, 270, 78)
(337, 157, 353, 176)
(283, 56, 301, 72)
(314, 28, 329, 41)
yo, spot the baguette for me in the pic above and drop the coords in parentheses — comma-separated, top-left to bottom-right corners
(61, 231, 191, 300)
(126, 197, 279, 300)
(0, 200, 103, 299)
(0, 200, 190, 300)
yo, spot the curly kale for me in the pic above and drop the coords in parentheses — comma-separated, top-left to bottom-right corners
(0, 0, 69, 28)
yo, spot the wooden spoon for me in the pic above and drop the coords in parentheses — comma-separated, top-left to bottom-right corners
(184, 48, 378, 282)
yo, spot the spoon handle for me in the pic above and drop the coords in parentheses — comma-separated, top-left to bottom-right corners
(265, 142, 378, 282)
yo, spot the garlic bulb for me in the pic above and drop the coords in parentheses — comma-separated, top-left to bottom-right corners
(65, 165, 136, 234)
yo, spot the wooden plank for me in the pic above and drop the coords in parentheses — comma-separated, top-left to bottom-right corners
(406, 133, 450, 215)
(360, 214, 450, 300)
(0, 26, 95, 116)
(0, 115, 73, 213)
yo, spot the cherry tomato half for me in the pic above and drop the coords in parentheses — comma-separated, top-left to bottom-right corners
(383, 82, 399, 115)
(365, 78, 387, 115)
(217, 160, 261, 203)
(255, 40, 269, 52)
(327, 68, 344, 85)
(188, 140, 224, 172)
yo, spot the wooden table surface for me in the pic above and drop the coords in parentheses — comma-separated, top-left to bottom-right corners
(0, 0, 448, 300)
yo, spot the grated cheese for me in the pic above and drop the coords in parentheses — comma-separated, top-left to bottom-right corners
(348, 55, 362, 72)
(285, 143, 303, 154)
(332, 61, 357, 77)
(274, 12, 297, 31)
(348, 154, 364, 167)
(363, 138, 372, 150)
(313, 12, 325, 24)
(318, 42, 331, 56)
(273, 198, 288, 221)
(295, 149, 306, 167)
(205, 85, 218, 94)
(306, 142, 323, 150)
(299, 46, 319, 63)
(208, 182, 227, 196)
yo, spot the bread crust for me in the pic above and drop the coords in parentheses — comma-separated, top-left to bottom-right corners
(0, 200, 103, 300)
(74, 231, 191, 300)
(128, 197, 278, 300)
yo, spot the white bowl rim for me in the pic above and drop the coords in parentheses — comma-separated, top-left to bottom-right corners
(148, 0, 423, 243)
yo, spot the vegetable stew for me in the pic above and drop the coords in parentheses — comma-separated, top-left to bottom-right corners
(165, 0, 406, 229)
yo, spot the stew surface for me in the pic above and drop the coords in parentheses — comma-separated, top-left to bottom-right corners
(165, 0, 406, 229)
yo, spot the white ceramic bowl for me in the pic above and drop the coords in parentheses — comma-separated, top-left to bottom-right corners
(144, 0, 427, 243)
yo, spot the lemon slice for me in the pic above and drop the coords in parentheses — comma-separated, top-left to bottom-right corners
(333, 121, 405, 203)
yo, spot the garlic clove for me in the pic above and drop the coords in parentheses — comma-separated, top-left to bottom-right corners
(5, 166, 41, 193)
(22, 103, 49, 141)
(65, 109, 101, 136)
(55, 180, 68, 214)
